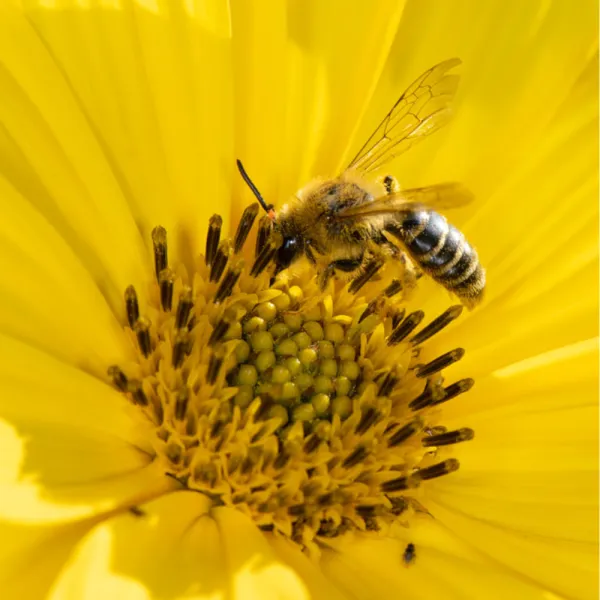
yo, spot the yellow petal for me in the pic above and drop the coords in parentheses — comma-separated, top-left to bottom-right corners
(0, 2, 149, 302)
(212, 506, 312, 600)
(232, 0, 408, 214)
(0, 334, 173, 522)
(0, 176, 132, 372)
(47, 492, 225, 600)
(320, 521, 557, 600)
(0, 519, 92, 599)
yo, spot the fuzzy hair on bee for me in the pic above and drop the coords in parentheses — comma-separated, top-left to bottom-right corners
(237, 58, 486, 308)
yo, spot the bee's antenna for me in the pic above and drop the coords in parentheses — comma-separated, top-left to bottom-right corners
(236, 160, 274, 214)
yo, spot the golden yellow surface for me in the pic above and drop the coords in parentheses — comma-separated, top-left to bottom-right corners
(0, 0, 597, 598)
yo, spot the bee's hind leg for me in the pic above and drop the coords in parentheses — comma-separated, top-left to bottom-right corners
(383, 175, 400, 195)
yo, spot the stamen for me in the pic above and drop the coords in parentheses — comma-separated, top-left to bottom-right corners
(388, 311, 425, 345)
(214, 260, 244, 303)
(342, 445, 369, 468)
(359, 296, 384, 323)
(174, 388, 189, 420)
(384, 279, 403, 297)
(378, 371, 399, 397)
(255, 215, 273, 257)
(207, 351, 224, 384)
(416, 348, 465, 378)
(387, 419, 422, 447)
(250, 233, 282, 277)
(124, 285, 140, 328)
(380, 475, 412, 493)
(134, 317, 152, 357)
(129, 380, 148, 406)
(151, 226, 168, 280)
(205, 214, 223, 267)
(208, 317, 230, 346)
(348, 258, 384, 294)
(159, 268, 174, 312)
(430, 378, 474, 406)
(355, 406, 381, 434)
(422, 428, 474, 446)
(172, 331, 190, 368)
(210, 240, 232, 283)
(175, 287, 194, 329)
(234, 203, 260, 253)
(108, 365, 128, 391)
(413, 458, 460, 480)
(410, 305, 463, 345)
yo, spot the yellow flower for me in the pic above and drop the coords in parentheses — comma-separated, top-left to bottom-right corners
(0, 0, 597, 599)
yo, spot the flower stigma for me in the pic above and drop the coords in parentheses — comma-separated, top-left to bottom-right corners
(109, 204, 475, 558)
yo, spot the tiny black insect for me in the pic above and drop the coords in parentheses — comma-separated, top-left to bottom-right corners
(403, 542, 416, 565)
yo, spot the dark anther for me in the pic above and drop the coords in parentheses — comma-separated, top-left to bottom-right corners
(175, 287, 194, 329)
(410, 305, 463, 346)
(205, 214, 223, 267)
(288, 504, 306, 517)
(389, 497, 408, 515)
(422, 428, 474, 447)
(234, 203, 260, 254)
(387, 311, 425, 345)
(174, 388, 189, 420)
(214, 261, 243, 304)
(356, 505, 378, 517)
(384, 279, 403, 297)
(210, 239, 231, 283)
(390, 308, 406, 329)
(172, 331, 190, 368)
(380, 475, 410, 493)
(303, 434, 322, 454)
(207, 352, 224, 384)
(129, 506, 145, 517)
(378, 371, 399, 397)
(273, 451, 290, 470)
(431, 378, 475, 406)
(258, 524, 275, 532)
(414, 458, 460, 480)
(208, 318, 230, 346)
(159, 268, 174, 312)
(416, 348, 465, 378)
(255, 215, 273, 258)
(129, 380, 148, 406)
(107, 365, 128, 391)
(342, 445, 369, 468)
(409, 380, 440, 411)
(133, 318, 152, 358)
(151, 226, 168, 281)
(355, 406, 381, 435)
(124, 285, 140, 328)
(348, 258, 384, 294)
(387, 419, 422, 447)
(250, 233, 282, 277)
(359, 296, 384, 323)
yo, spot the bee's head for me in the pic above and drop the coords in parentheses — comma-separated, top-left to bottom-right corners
(237, 159, 303, 273)
(275, 233, 301, 272)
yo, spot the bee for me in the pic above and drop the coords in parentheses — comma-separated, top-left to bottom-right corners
(403, 542, 416, 566)
(237, 58, 485, 308)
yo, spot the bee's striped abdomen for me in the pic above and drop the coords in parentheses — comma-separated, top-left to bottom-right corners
(388, 209, 485, 308)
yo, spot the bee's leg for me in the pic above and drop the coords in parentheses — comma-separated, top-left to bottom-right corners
(383, 175, 400, 195)
(318, 263, 337, 290)
(380, 240, 420, 297)
(318, 256, 364, 290)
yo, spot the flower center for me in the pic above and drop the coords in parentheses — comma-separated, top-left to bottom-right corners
(109, 204, 475, 557)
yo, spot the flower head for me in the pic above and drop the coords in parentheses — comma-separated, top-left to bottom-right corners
(0, 1, 597, 599)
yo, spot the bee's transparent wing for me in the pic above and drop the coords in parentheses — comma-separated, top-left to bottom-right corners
(336, 183, 474, 219)
(346, 58, 461, 175)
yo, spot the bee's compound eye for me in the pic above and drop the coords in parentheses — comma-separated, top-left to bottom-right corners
(277, 236, 300, 269)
